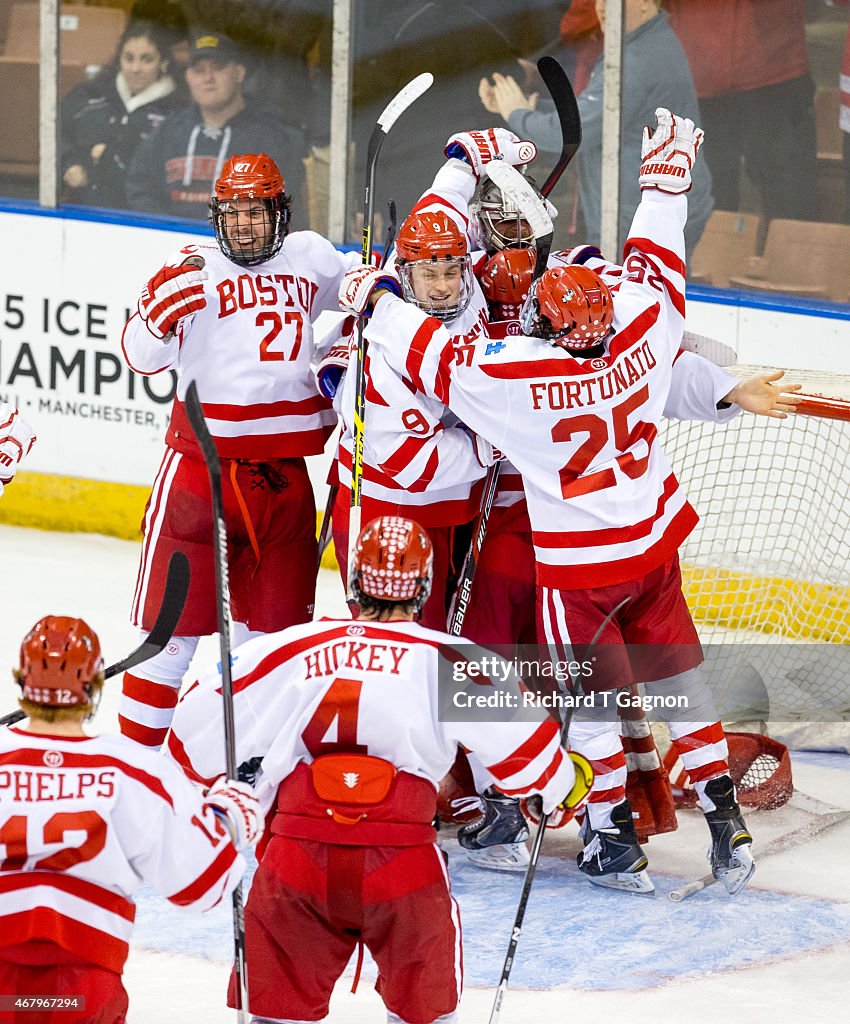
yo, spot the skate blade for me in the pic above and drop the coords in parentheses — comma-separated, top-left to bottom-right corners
(716, 849, 756, 896)
(588, 869, 656, 895)
(464, 843, 531, 873)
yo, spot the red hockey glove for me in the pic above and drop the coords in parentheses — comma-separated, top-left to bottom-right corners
(639, 107, 704, 195)
(338, 265, 401, 318)
(521, 751, 594, 829)
(138, 263, 207, 340)
(445, 129, 538, 178)
(205, 778, 262, 851)
(0, 403, 37, 487)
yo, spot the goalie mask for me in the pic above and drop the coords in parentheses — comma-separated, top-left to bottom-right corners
(470, 172, 544, 253)
(395, 211, 473, 323)
(210, 153, 291, 267)
(520, 265, 614, 351)
(350, 516, 434, 614)
(15, 616, 104, 717)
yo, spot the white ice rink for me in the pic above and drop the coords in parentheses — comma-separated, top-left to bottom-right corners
(1, 523, 849, 1023)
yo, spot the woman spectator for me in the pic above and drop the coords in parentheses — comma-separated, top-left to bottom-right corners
(61, 20, 180, 209)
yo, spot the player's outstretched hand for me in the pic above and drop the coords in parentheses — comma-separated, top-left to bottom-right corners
(139, 263, 207, 340)
(639, 107, 704, 195)
(521, 751, 594, 829)
(205, 778, 262, 851)
(0, 403, 37, 494)
(723, 370, 803, 419)
(338, 265, 401, 318)
(445, 128, 537, 178)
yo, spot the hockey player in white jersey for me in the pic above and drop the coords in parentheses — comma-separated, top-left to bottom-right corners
(0, 616, 259, 1023)
(119, 152, 360, 750)
(166, 515, 593, 1024)
(321, 210, 490, 631)
(338, 110, 803, 896)
(0, 403, 36, 499)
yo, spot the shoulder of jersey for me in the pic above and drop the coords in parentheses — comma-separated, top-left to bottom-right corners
(278, 229, 338, 260)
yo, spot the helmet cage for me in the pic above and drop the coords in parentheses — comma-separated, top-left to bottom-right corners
(398, 254, 474, 323)
(471, 175, 539, 253)
(210, 193, 291, 267)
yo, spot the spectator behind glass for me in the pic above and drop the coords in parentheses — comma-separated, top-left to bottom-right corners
(840, 11, 850, 221)
(663, 0, 817, 222)
(126, 32, 308, 223)
(130, 0, 192, 100)
(479, 0, 714, 258)
(60, 20, 179, 208)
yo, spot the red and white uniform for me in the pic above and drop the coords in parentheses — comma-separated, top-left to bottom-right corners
(167, 618, 575, 1023)
(0, 726, 244, 1024)
(119, 233, 358, 749)
(332, 292, 490, 630)
(365, 190, 739, 825)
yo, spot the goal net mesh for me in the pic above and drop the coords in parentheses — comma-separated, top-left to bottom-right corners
(660, 366, 850, 751)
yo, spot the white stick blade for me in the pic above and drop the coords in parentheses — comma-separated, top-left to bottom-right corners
(483, 161, 553, 239)
(377, 73, 434, 133)
(681, 330, 737, 366)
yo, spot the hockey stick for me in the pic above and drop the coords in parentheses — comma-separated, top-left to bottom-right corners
(489, 597, 631, 1024)
(537, 56, 582, 200)
(184, 380, 248, 1024)
(316, 200, 399, 575)
(669, 791, 850, 902)
(348, 73, 434, 597)
(0, 550, 190, 729)
(447, 162, 554, 637)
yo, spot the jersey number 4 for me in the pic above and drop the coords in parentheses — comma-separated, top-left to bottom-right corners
(301, 677, 368, 756)
(257, 310, 304, 362)
(0, 811, 106, 872)
(553, 385, 657, 499)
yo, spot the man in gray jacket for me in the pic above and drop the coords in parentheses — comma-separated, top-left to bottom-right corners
(480, 0, 713, 258)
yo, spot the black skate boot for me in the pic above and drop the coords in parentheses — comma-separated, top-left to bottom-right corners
(577, 799, 655, 895)
(703, 775, 755, 895)
(457, 788, 531, 872)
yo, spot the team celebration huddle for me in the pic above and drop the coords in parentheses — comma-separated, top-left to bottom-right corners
(1, 71, 808, 1024)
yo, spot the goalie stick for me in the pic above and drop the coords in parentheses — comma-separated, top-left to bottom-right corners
(489, 597, 631, 1024)
(184, 380, 248, 1024)
(316, 200, 399, 575)
(669, 791, 850, 902)
(348, 73, 434, 597)
(0, 550, 190, 729)
(447, 160, 554, 636)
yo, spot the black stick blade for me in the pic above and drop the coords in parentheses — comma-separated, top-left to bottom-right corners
(537, 56, 582, 198)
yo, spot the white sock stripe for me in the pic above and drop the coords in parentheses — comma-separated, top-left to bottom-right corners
(117, 696, 178, 730)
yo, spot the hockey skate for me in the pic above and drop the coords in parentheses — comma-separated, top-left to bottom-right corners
(703, 775, 755, 895)
(457, 789, 531, 872)
(577, 800, 655, 895)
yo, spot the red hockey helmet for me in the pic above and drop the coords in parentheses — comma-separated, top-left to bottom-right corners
(395, 211, 473, 322)
(480, 247, 535, 306)
(15, 616, 104, 710)
(520, 265, 613, 351)
(210, 153, 290, 266)
(351, 516, 434, 613)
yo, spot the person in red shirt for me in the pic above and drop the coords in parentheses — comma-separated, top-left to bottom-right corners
(663, 0, 817, 221)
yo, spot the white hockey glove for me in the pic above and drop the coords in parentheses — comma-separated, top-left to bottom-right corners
(445, 129, 538, 179)
(520, 752, 594, 829)
(138, 262, 208, 340)
(550, 244, 603, 267)
(315, 336, 353, 400)
(0, 403, 37, 490)
(639, 108, 704, 195)
(338, 265, 401, 318)
(204, 778, 262, 851)
(464, 427, 505, 468)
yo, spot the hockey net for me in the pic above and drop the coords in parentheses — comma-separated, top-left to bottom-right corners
(660, 365, 850, 752)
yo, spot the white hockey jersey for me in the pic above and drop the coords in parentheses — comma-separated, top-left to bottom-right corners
(334, 289, 493, 527)
(0, 727, 244, 972)
(122, 232, 360, 460)
(365, 191, 718, 590)
(167, 618, 576, 838)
